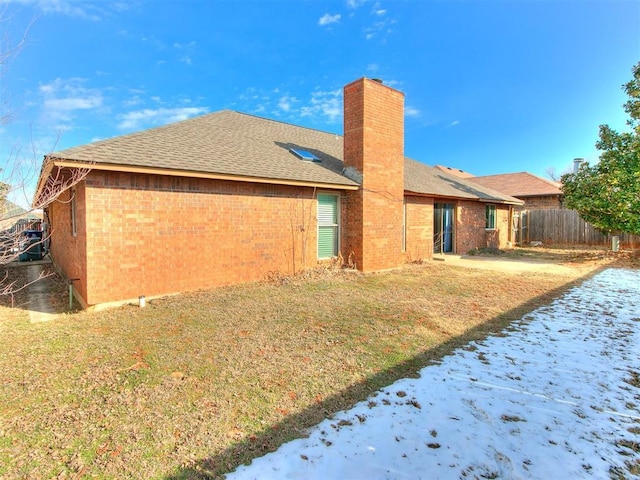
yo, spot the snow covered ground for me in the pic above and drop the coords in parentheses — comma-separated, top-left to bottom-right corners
(227, 268, 640, 479)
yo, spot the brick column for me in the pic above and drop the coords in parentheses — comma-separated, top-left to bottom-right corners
(343, 78, 405, 271)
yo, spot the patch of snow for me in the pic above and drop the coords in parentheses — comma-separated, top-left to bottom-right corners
(227, 268, 640, 479)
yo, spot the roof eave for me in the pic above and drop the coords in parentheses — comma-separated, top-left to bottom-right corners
(46, 158, 359, 191)
(405, 190, 524, 205)
(33, 156, 55, 207)
(514, 193, 562, 198)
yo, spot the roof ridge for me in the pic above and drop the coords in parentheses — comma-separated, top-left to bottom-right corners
(51, 109, 342, 157)
(522, 171, 562, 186)
(50, 109, 229, 155)
(230, 110, 342, 138)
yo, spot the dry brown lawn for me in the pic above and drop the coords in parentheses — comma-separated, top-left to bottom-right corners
(0, 247, 635, 479)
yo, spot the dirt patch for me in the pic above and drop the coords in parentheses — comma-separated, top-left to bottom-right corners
(445, 245, 633, 275)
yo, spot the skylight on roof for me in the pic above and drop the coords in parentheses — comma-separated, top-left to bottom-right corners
(290, 148, 320, 162)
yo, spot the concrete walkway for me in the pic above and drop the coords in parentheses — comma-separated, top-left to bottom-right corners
(25, 263, 58, 323)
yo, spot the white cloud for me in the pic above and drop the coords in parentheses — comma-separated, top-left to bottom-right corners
(300, 89, 342, 123)
(236, 86, 342, 123)
(365, 20, 390, 40)
(45, 97, 101, 111)
(117, 107, 208, 130)
(448, 120, 460, 127)
(278, 95, 298, 112)
(38, 78, 103, 123)
(373, 8, 386, 16)
(318, 13, 341, 26)
(367, 64, 379, 73)
(169, 41, 197, 65)
(123, 95, 143, 107)
(252, 104, 267, 114)
(111, 3, 133, 12)
(11, 0, 104, 20)
(141, 35, 167, 51)
(173, 41, 197, 49)
(405, 106, 421, 118)
(346, 0, 367, 9)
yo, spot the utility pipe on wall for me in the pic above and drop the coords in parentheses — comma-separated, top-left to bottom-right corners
(68, 278, 80, 311)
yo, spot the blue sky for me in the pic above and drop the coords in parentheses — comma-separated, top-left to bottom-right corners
(1, 0, 639, 203)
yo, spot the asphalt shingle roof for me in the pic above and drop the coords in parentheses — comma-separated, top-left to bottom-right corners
(469, 172, 562, 197)
(49, 110, 521, 204)
(51, 110, 355, 187)
(405, 159, 522, 204)
(433, 165, 475, 179)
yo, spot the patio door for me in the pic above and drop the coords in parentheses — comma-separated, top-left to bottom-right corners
(434, 203, 455, 254)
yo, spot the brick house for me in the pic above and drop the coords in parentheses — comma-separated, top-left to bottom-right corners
(466, 172, 563, 210)
(35, 78, 521, 309)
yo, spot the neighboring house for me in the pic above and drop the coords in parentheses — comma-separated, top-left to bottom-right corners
(0, 199, 42, 233)
(468, 172, 563, 210)
(34, 78, 522, 309)
(0, 199, 42, 258)
(0, 199, 26, 232)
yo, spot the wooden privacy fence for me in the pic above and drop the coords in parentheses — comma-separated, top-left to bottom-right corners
(521, 209, 639, 247)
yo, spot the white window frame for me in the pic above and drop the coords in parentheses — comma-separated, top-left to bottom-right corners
(317, 193, 340, 259)
(485, 204, 496, 230)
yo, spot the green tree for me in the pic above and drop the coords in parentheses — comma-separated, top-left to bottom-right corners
(562, 62, 640, 235)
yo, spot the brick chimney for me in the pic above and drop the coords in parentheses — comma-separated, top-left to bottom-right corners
(342, 78, 405, 271)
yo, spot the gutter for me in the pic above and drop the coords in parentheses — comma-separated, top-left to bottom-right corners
(36, 158, 360, 193)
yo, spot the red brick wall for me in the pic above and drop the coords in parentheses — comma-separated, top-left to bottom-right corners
(456, 201, 511, 253)
(52, 171, 330, 306)
(343, 78, 405, 271)
(47, 183, 88, 304)
(404, 195, 433, 262)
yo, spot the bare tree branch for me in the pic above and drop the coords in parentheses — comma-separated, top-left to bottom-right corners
(0, 8, 90, 302)
(0, 5, 37, 125)
(545, 167, 559, 182)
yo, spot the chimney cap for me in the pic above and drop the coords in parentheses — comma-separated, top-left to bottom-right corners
(371, 78, 383, 84)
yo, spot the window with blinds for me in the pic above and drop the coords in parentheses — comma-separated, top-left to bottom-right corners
(485, 204, 496, 230)
(317, 194, 339, 259)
